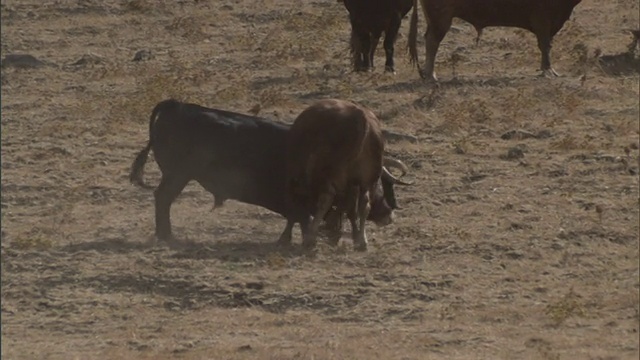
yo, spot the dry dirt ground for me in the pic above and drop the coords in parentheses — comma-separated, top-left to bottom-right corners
(1, 0, 639, 359)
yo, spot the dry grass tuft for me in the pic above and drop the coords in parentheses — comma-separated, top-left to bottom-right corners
(545, 289, 587, 326)
(11, 231, 54, 251)
(259, 88, 292, 109)
(266, 252, 287, 269)
(166, 16, 208, 42)
(122, 0, 152, 13)
(452, 133, 473, 154)
(550, 134, 592, 151)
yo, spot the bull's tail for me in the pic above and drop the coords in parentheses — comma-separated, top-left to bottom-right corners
(129, 99, 179, 189)
(408, 0, 421, 72)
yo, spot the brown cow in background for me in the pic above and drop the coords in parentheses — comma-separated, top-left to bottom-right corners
(408, 0, 583, 81)
(279, 99, 411, 251)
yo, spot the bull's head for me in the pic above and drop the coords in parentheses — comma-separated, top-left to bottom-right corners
(368, 157, 412, 226)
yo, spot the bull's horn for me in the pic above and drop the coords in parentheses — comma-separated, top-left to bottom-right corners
(383, 157, 409, 176)
(382, 167, 413, 186)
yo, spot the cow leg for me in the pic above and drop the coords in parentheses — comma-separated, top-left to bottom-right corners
(324, 207, 343, 246)
(536, 32, 558, 77)
(357, 32, 373, 72)
(353, 188, 371, 252)
(350, 29, 365, 72)
(154, 175, 190, 242)
(423, 18, 452, 82)
(281, 188, 309, 247)
(383, 18, 402, 73)
(195, 180, 224, 210)
(370, 31, 382, 71)
(345, 185, 360, 241)
(277, 219, 295, 247)
(303, 189, 335, 250)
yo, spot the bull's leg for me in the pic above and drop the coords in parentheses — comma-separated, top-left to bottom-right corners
(154, 175, 190, 242)
(303, 189, 335, 250)
(325, 208, 343, 246)
(370, 31, 382, 71)
(195, 180, 224, 210)
(299, 215, 310, 238)
(353, 188, 371, 252)
(345, 185, 360, 241)
(277, 219, 295, 247)
(423, 18, 452, 82)
(350, 29, 365, 72)
(358, 32, 373, 71)
(281, 182, 309, 246)
(536, 32, 558, 77)
(383, 18, 402, 73)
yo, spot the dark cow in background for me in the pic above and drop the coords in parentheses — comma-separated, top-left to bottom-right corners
(341, 0, 413, 73)
(408, 0, 583, 81)
(280, 99, 411, 251)
(130, 99, 410, 248)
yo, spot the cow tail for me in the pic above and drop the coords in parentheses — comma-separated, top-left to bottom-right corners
(408, 0, 420, 72)
(129, 100, 176, 189)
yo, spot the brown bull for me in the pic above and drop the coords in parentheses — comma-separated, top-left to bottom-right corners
(408, 0, 582, 81)
(279, 99, 411, 251)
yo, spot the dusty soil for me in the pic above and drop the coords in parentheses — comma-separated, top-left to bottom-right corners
(1, 0, 639, 359)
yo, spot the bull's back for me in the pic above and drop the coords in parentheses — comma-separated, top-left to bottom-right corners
(452, 0, 536, 29)
(344, 0, 413, 28)
(289, 99, 369, 164)
(427, 0, 579, 31)
(288, 99, 382, 193)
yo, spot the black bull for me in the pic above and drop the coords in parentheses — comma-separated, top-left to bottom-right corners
(129, 99, 407, 244)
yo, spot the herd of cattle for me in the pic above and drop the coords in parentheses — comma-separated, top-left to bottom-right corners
(344, 0, 583, 79)
(130, 0, 589, 251)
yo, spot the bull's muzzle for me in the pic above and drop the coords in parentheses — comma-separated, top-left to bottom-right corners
(374, 211, 394, 227)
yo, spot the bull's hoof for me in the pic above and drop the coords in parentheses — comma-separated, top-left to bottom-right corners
(419, 69, 438, 83)
(354, 66, 372, 73)
(276, 236, 292, 248)
(167, 238, 194, 250)
(276, 240, 291, 249)
(155, 232, 174, 243)
(384, 66, 396, 74)
(302, 238, 317, 250)
(327, 233, 341, 246)
(353, 241, 368, 252)
(303, 245, 318, 257)
(540, 68, 560, 78)
(146, 234, 159, 246)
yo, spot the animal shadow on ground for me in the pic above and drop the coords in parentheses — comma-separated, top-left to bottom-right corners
(250, 75, 297, 91)
(167, 238, 312, 261)
(32, 270, 268, 310)
(60, 238, 153, 254)
(598, 53, 640, 76)
(376, 75, 533, 94)
(33, 268, 366, 313)
(58, 233, 312, 261)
